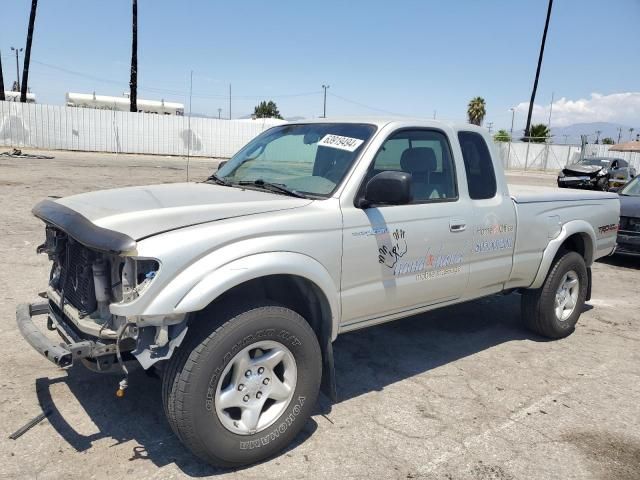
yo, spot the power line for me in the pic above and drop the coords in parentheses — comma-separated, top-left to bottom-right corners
(28, 59, 321, 100)
(328, 92, 408, 117)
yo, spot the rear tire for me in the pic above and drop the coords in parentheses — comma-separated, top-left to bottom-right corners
(162, 304, 322, 467)
(522, 250, 588, 339)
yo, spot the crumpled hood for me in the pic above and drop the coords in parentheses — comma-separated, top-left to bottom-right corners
(620, 195, 640, 218)
(563, 163, 603, 175)
(56, 182, 312, 240)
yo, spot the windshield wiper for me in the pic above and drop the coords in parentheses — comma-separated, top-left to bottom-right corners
(236, 179, 307, 198)
(206, 173, 232, 186)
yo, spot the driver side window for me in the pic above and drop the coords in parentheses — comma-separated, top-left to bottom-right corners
(368, 129, 458, 203)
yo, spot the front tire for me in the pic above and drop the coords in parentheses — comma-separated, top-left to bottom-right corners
(162, 304, 322, 467)
(522, 250, 588, 339)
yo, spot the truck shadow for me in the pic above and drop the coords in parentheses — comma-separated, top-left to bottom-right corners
(597, 254, 640, 270)
(34, 293, 546, 476)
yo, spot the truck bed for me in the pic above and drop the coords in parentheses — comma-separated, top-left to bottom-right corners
(508, 184, 619, 204)
(506, 184, 619, 289)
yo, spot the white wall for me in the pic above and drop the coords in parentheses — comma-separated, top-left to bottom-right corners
(0, 100, 284, 158)
(494, 141, 640, 171)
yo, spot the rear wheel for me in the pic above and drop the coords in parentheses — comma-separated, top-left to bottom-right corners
(522, 250, 588, 339)
(162, 304, 322, 467)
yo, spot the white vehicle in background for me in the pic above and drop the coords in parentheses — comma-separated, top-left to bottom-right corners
(18, 118, 619, 467)
(65, 92, 184, 115)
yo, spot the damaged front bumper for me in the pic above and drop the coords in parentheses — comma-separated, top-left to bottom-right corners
(16, 300, 189, 372)
(16, 302, 120, 369)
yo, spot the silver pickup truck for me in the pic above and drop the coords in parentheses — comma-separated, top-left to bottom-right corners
(17, 118, 619, 467)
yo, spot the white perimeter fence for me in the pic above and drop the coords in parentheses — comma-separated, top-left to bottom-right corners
(494, 141, 640, 171)
(2, 100, 640, 170)
(0, 100, 284, 158)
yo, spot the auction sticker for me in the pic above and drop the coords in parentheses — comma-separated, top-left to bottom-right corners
(318, 134, 364, 152)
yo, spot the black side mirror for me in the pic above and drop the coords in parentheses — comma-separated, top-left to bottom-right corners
(217, 160, 227, 171)
(358, 171, 412, 208)
(608, 186, 620, 193)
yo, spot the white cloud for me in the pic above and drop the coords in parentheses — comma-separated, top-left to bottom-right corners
(515, 92, 640, 127)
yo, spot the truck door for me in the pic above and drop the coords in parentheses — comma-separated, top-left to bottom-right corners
(457, 130, 517, 296)
(340, 128, 472, 328)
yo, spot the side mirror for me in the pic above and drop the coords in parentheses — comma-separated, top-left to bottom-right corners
(358, 171, 412, 208)
(608, 186, 620, 193)
(217, 160, 227, 171)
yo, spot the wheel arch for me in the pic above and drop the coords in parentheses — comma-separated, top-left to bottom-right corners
(530, 220, 595, 289)
(175, 252, 341, 341)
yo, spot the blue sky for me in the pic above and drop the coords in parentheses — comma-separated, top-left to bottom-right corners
(2, 0, 639, 130)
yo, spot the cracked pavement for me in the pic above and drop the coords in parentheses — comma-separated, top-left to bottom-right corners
(1, 150, 639, 479)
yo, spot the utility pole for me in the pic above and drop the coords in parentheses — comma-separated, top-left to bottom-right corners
(322, 84, 329, 118)
(595, 130, 601, 144)
(563, 134, 569, 144)
(547, 91, 554, 131)
(486, 121, 494, 133)
(0, 50, 5, 101)
(524, 0, 553, 139)
(129, 0, 138, 112)
(630, 128, 635, 141)
(20, 0, 38, 103)
(229, 84, 232, 120)
(433, 110, 437, 119)
(507, 108, 515, 169)
(186, 70, 193, 181)
(217, 108, 222, 119)
(10, 47, 23, 91)
(617, 127, 623, 144)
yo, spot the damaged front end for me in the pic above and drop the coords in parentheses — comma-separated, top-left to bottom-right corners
(17, 200, 188, 381)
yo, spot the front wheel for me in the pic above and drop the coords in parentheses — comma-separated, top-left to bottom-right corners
(521, 250, 588, 339)
(162, 304, 322, 467)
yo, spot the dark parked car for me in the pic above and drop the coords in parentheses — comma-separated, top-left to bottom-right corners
(557, 156, 636, 191)
(615, 175, 640, 256)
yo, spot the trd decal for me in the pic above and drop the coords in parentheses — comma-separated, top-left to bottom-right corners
(378, 229, 407, 268)
(598, 224, 618, 235)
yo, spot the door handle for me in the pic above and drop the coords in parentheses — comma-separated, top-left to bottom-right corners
(450, 223, 466, 232)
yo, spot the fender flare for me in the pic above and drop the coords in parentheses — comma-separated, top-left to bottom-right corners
(172, 251, 341, 340)
(530, 220, 596, 289)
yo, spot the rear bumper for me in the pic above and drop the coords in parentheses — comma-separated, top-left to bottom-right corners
(16, 302, 117, 368)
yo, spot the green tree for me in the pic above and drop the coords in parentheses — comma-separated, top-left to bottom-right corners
(602, 137, 614, 145)
(493, 129, 511, 142)
(467, 97, 486, 126)
(523, 123, 550, 143)
(254, 100, 282, 119)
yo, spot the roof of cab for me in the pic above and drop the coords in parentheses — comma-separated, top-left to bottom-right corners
(284, 116, 487, 133)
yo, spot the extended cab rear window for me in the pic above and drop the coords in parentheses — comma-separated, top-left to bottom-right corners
(458, 131, 497, 200)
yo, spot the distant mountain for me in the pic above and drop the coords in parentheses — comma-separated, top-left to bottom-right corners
(550, 122, 636, 144)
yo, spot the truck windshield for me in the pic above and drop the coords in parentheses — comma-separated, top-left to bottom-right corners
(216, 123, 376, 198)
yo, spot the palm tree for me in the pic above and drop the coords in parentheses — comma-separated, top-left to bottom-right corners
(528, 123, 550, 143)
(467, 97, 486, 126)
(129, 0, 138, 113)
(20, 0, 38, 103)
